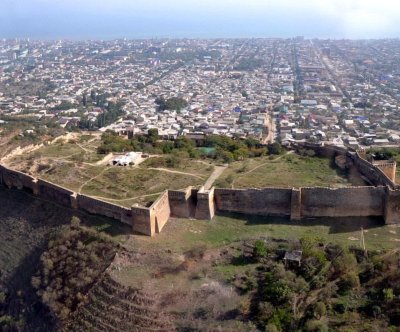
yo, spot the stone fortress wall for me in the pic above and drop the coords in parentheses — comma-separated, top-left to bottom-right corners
(1, 143, 400, 236)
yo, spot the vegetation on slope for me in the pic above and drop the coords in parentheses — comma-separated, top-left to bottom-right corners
(0, 187, 129, 331)
(32, 218, 118, 321)
(221, 237, 400, 331)
(64, 274, 174, 332)
(97, 130, 282, 163)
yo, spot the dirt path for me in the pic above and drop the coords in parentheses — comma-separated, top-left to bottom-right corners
(78, 167, 109, 194)
(1, 132, 79, 164)
(262, 112, 274, 144)
(76, 142, 94, 154)
(237, 151, 291, 178)
(231, 151, 292, 188)
(91, 191, 164, 203)
(146, 167, 205, 179)
(95, 153, 114, 166)
(204, 166, 227, 190)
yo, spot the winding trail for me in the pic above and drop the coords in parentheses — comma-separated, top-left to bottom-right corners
(90, 192, 165, 203)
(231, 151, 293, 188)
(78, 167, 109, 193)
(146, 167, 205, 179)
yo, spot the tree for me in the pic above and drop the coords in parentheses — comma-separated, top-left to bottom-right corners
(219, 149, 234, 163)
(147, 128, 159, 143)
(156, 96, 188, 111)
(267, 143, 283, 155)
(165, 97, 188, 111)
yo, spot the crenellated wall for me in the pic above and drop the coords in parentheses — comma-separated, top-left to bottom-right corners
(1, 141, 400, 237)
(214, 185, 393, 221)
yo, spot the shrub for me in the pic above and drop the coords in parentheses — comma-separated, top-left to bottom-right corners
(267, 143, 283, 155)
(257, 301, 275, 324)
(265, 323, 279, 332)
(305, 319, 329, 332)
(383, 288, 395, 302)
(261, 273, 292, 305)
(33, 221, 118, 320)
(332, 251, 358, 277)
(313, 302, 326, 319)
(334, 300, 349, 314)
(253, 240, 268, 260)
(338, 272, 360, 295)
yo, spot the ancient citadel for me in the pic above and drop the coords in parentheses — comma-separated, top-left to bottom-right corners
(1, 143, 400, 236)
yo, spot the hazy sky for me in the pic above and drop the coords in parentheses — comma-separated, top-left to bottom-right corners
(1, 0, 400, 39)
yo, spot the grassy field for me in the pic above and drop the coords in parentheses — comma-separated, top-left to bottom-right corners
(114, 212, 399, 291)
(81, 167, 206, 207)
(129, 214, 398, 254)
(216, 153, 353, 188)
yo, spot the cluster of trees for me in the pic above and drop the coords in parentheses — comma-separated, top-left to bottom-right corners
(155, 97, 188, 111)
(97, 130, 284, 164)
(367, 147, 400, 161)
(230, 237, 400, 331)
(79, 93, 125, 130)
(31, 218, 118, 320)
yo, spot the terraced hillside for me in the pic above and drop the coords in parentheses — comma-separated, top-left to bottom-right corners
(65, 274, 174, 332)
(0, 186, 130, 331)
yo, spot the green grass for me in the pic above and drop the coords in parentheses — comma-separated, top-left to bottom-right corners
(129, 214, 399, 254)
(216, 154, 352, 188)
(213, 261, 259, 283)
(38, 141, 83, 158)
(34, 138, 103, 163)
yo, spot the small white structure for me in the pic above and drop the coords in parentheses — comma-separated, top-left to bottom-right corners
(111, 152, 141, 166)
